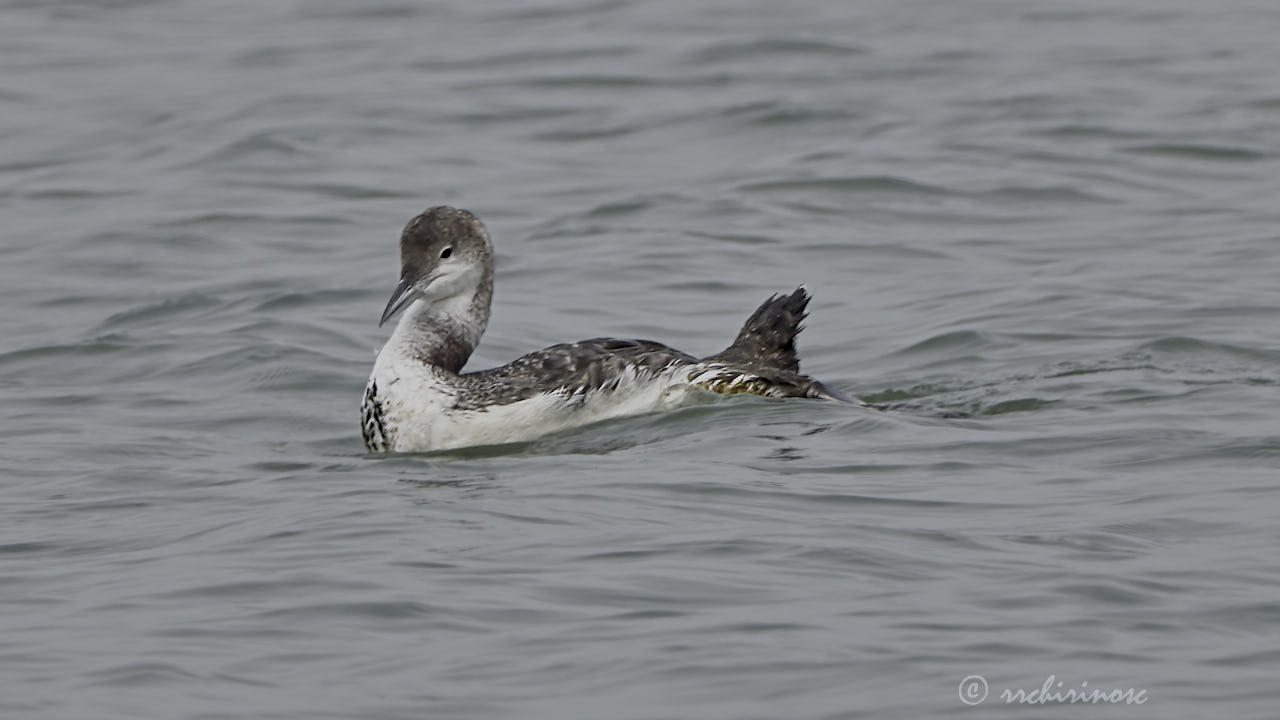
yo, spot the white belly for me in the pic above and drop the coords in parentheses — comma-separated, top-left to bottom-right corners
(370, 354, 704, 452)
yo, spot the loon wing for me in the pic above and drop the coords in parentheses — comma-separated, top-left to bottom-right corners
(453, 338, 697, 410)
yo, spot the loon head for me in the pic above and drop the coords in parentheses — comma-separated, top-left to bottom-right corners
(379, 206, 494, 326)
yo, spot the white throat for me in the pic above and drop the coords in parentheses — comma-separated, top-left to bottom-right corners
(387, 274, 491, 374)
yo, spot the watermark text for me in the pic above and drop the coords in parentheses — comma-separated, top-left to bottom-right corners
(959, 674, 1148, 706)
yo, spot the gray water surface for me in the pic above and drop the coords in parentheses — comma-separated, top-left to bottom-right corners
(3, 1, 1279, 718)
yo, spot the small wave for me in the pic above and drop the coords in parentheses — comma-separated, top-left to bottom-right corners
(740, 175, 952, 196)
(1122, 143, 1269, 162)
(888, 330, 996, 357)
(1130, 335, 1280, 365)
(686, 38, 867, 64)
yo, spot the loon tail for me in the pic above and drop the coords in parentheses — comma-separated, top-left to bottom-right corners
(710, 287, 810, 372)
(700, 287, 862, 404)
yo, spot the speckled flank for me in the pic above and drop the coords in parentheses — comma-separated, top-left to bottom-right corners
(360, 380, 388, 452)
(692, 373, 785, 397)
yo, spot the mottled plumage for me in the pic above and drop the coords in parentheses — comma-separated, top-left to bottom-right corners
(361, 206, 859, 453)
(452, 338, 697, 410)
(706, 290, 807, 373)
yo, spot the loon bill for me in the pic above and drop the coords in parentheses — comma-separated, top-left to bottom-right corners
(360, 206, 861, 453)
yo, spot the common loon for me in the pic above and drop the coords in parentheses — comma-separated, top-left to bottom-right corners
(360, 206, 861, 453)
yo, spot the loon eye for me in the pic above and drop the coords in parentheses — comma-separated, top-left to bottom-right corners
(440, 247, 453, 259)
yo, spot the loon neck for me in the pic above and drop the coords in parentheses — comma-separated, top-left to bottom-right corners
(390, 281, 491, 374)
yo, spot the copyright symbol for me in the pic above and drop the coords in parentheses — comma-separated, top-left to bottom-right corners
(958, 675, 988, 705)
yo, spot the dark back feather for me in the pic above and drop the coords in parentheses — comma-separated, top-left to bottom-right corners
(453, 339, 697, 410)
(705, 287, 809, 373)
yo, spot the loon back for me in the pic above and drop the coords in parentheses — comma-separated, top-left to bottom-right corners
(449, 287, 853, 409)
